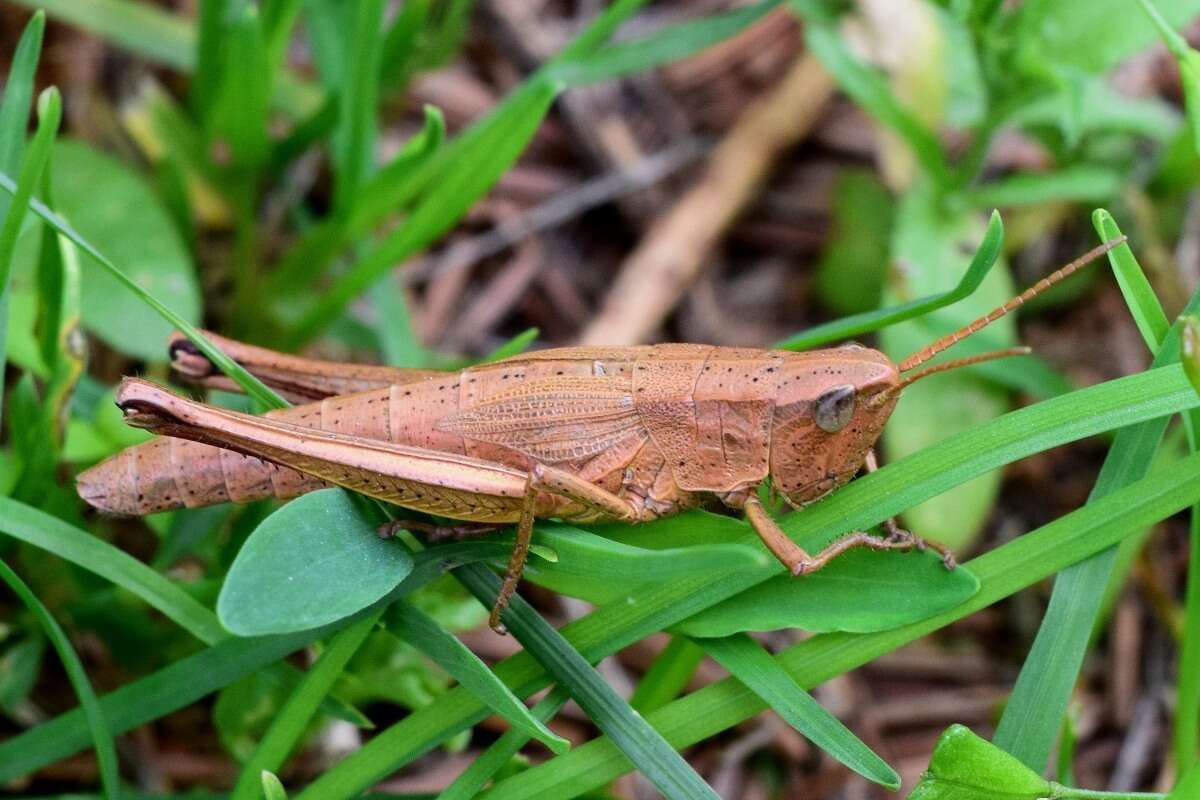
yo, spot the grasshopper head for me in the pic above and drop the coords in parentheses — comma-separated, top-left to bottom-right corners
(769, 346, 900, 508)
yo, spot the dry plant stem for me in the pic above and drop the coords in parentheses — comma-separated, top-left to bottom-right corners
(578, 52, 836, 345)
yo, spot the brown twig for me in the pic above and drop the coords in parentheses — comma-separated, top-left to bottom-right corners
(577, 52, 836, 345)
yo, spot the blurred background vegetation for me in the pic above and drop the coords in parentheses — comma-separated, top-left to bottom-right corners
(2, 0, 1200, 798)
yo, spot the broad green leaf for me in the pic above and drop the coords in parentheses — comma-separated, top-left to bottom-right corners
(881, 187, 1015, 550)
(1020, 0, 1200, 75)
(519, 523, 767, 606)
(909, 724, 1050, 800)
(676, 549, 979, 637)
(700, 634, 899, 789)
(218, 489, 413, 636)
(48, 139, 200, 361)
(387, 602, 569, 755)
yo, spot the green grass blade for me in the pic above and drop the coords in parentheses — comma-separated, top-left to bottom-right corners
(7, 0, 322, 116)
(261, 771, 288, 800)
(1093, 209, 1170, 351)
(455, 563, 720, 799)
(285, 79, 559, 346)
(386, 600, 569, 755)
(0, 544, 473, 782)
(231, 610, 383, 800)
(629, 637, 704, 714)
(546, 0, 780, 86)
(699, 633, 900, 789)
(298, 364, 1200, 799)
(0, 497, 227, 643)
(0, 87, 60, 420)
(1169, 761, 1200, 800)
(190, 0, 226, 118)
(992, 249, 1192, 770)
(962, 166, 1124, 208)
(1136, 0, 1200, 157)
(479, 448, 1200, 798)
(0, 170, 287, 411)
(775, 210, 1004, 350)
(331, 0, 385, 212)
(0, 10, 44, 181)
(0, 558, 120, 799)
(1177, 510, 1200, 769)
(438, 686, 571, 800)
(483, 328, 540, 363)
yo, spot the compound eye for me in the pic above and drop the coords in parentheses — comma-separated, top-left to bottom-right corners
(815, 384, 856, 433)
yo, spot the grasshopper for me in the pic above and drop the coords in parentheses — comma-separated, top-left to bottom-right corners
(77, 239, 1121, 632)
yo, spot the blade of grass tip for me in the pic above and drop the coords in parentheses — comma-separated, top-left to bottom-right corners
(698, 634, 899, 789)
(483, 328, 539, 363)
(0, 87, 60, 420)
(1093, 209, 1170, 350)
(993, 250, 1192, 770)
(231, 610, 382, 800)
(0, 557, 120, 799)
(261, 770, 289, 800)
(480, 450, 1200, 799)
(0, 171, 288, 411)
(455, 563, 721, 800)
(630, 637, 705, 715)
(386, 601, 568, 754)
(0, 10, 44, 187)
(438, 686, 571, 800)
(775, 210, 1003, 350)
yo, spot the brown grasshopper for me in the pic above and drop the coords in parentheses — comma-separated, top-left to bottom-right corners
(77, 239, 1121, 631)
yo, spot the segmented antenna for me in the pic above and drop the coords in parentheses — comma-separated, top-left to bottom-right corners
(897, 347, 1031, 390)
(898, 237, 1127, 373)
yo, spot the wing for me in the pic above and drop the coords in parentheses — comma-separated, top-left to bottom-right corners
(436, 377, 643, 464)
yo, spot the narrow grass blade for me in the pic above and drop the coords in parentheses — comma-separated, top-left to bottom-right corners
(0, 546, 469, 782)
(963, 166, 1123, 208)
(630, 637, 704, 714)
(775, 210, 1003, 350)
(438, 686, 571, 800)
(455, 563, 720, 800)
(0, 10, 44, 182)
(0, 88, 60, 419)
(992, 242, 1193, 771)
(478, 448, 1200, 799)
(546, 0, 780, 86)
(261, 771, 289, 800)
(387, 600, 569, 755)
(1136, 0, 1200, 156)
(483, 328, 539, 363)
(8, 0, 322, 115)
(298, 364, 1200, 799)
(1177, 511, 1200, 769)
(1093, 209, 1170, 351)
(331, 0, 385, 211)
(0, 558, 119, 799)
(700, 633, 899, 789)
(0, 171, 287, 411)
(231, 610, 382, 800)
(0, 496, 227, 643)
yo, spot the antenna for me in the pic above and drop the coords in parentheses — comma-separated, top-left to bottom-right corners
(898, 237, 1127, 373)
